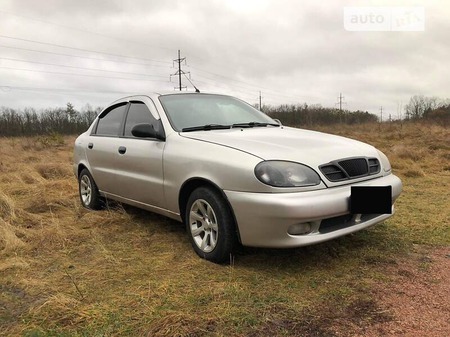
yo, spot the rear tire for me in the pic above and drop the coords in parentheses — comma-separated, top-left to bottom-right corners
(78, 168, 102, 210)
(186, 187, 236, 263)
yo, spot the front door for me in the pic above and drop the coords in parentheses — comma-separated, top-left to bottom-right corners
(113, 101, 166, 208)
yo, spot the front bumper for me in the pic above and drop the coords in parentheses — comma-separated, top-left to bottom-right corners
(225, 174, 402, 248)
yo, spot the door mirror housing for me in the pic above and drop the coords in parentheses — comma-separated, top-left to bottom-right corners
(131, 123, 165, 141)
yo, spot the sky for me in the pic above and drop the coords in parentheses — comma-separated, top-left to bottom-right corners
(0, 0, 449, 120)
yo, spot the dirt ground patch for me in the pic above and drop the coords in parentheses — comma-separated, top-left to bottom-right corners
(327, 246, 450, 337)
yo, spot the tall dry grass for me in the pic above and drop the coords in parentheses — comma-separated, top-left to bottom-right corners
(0, 124, 448, 336)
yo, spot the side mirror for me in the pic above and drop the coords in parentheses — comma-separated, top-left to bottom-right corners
(131, 123, 165, 141)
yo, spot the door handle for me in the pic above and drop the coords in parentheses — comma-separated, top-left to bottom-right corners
(118, 146, 127, 154)
(88, 143, 94, 149)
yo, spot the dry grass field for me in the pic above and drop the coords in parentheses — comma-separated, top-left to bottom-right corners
(0, 122, 449, 337)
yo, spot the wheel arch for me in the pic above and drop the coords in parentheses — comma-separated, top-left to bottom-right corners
(179, 178, 242, 243)
(77, 163, 89, 178)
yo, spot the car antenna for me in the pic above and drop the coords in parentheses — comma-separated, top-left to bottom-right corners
(183, 72, 200, 93)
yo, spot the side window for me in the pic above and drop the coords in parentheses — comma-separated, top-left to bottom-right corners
(95, 104, 127, 136)
(124, 102, 157, 137)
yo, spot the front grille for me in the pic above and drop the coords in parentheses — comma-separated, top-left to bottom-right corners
(339, 158, 368, 177)
(319, 157, 380, 182)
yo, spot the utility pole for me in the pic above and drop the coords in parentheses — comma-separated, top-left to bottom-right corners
(335, 93, 346, 123)
(336, 93, 345, 112)
(259, 91, 262, 111)
(177, 49, 183, 91)
(170, 50, 189, 91)
(380, 106, 383, 123)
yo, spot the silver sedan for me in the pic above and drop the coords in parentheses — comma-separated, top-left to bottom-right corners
(73, 93, 402, 263)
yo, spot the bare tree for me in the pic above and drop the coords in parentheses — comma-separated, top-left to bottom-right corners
(405, 95, 443, 120)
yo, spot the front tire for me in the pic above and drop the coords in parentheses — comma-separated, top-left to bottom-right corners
(78, 168, 102, 210)
(186, 187, 236, 263)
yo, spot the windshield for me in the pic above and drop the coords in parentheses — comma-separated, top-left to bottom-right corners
(159, 93, 277, 131)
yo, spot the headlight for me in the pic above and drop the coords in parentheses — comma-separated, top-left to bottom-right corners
(255, 161, 321, 187)
(377, 150, 392, 173)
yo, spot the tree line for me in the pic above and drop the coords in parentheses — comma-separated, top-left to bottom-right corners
(262, 103, 378, 126)
(0, 103, 101, 137)
(404, 95, 450, 125)
(0, 95, 448, 137)
(263, 94, 449, 127)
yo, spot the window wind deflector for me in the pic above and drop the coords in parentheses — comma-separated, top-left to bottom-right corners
(181, 124, 231, 132)
(231, 122, 280, 128)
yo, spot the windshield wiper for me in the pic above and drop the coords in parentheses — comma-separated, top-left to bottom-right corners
(181, 124, 231, 132)
(231, 122, 280, 128)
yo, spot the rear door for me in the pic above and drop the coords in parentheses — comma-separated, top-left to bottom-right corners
(85, 102, 129, 195)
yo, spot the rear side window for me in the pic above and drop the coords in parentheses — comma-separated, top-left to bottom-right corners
(124, 102, 157, 137)
(95, 104, 127, 136)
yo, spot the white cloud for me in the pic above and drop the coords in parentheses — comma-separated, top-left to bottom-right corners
(0, 0, 448, 118)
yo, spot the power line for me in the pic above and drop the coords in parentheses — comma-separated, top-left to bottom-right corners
(0, 66, 170, 83)
(0, 85, 137, 95)
(193, 72, 261, 92)
(186, 78, 259, 99)
(0, 26, 318, 105)
(0, 57, 168, 78)
(0, 84, 263, 108)
(0, 9, 322, 104)
(191, 73, 315, 103)
(0, 9, 292, 96)
(1, 44, 296, 103)
(189, 64, 323, 101)
(189, 64, 277, 92)
(0, 45, 170, 68)
(0, 8, 174, 52)
(188, 65, 264, 90)
(0, 44, 304, 102)
(0, 9, 281, 95)
(190, 78, 312, 106)
(179, 59, 321, 103)
(0, 38, 313, 104)
(0, 34, 172, 64)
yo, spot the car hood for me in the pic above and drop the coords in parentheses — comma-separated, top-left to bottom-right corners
(180, 126, 379, 168)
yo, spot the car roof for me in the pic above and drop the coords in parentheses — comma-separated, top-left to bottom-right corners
(110, 91, 233, 105)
